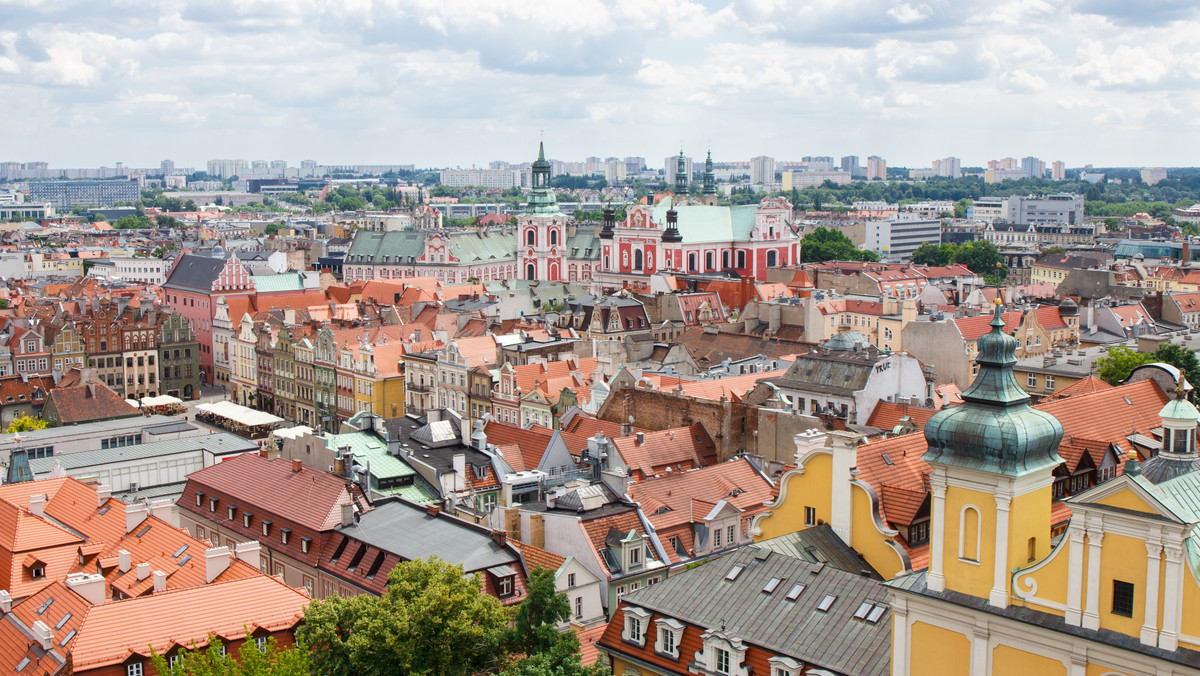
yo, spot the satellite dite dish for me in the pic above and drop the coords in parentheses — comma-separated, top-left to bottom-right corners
(628, 415, 635, 424)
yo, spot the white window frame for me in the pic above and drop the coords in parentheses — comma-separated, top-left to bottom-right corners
(653, 617, 683, 658)
(623, 606, 650, 646)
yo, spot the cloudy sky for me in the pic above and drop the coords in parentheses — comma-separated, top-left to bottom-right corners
(1, 0, 1197, 170)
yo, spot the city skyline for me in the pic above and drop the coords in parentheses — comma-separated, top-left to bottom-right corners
(2, 1, 1198, 168)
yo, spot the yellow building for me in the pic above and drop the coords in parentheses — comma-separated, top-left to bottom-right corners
(890, 305, 1200, 675)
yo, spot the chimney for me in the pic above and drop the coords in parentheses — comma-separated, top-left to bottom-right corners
(148, 498, 176, 527)
(792, 428, 828, 464)
(65, 573, 106, 605)
(340, 503, 355, 527)
(0, 590, 11, 613)
(530, 513, 545, 549)
(125, 503, 149, 533)
(118, 549, 131, 573)
(333, 454, 346, 477)
(491, 529, 507, 547)
(136, 562, 150, 581)
(29, 494, 44, 518)
(153, 570, 166, 592)
(827, 430, 863, 547)
(96, 484, 111, 507)
(205, 546, 231, 583)
(635, 432, 645, 445)
(426, 503, 441, 518)
(292, 458, 302, 473)
(234, 541, 261, 568)
(32, 621, 52, 650)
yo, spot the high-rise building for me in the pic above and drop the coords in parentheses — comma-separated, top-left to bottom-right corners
(750, 156, 776, 185)
(604, 160, 627, 183)
(664, 155, 693, 182)
(624, 157, 645, 176)
(936, 157, 962, 179)
(1141, 167, 1168, 186)
(160, 159, 175, 175)
(840, 155, 859, 173)
(27, 179, 140, 208)
(207, 159, 249, 179)
(1021, 156, 1045, 179)
(270, 160, 287, 172)
(867, 156, 887, 181)
(1051, 161, 1066, 181)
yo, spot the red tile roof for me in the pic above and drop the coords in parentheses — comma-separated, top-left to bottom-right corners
(68, 575, 309, 671)
(1045, 375, 1112, 401)
(864, 402, 939, 431)
(511, 540, 567, 574)
(610, 425, 717, 482)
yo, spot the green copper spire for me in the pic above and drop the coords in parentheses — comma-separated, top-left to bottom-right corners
(923, 301, 1064, 476)
(674, 149, 689, 196)
(527, 141, 559, 215)
(702, 149, 716, 196)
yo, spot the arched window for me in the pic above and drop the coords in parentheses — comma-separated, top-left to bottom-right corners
(688, 253, 698, 272)
(767, 250, 777, 267)
(604, 255, 610, 269)
(527, 264, 536, 280)
(705, 252, 714, 270)
(737, 251, 746, 268)
(722, 251, 730, 269)
(959, 505, 981, 562)
(526, 230, 536, 247)
(634, 250, 643, 271)
(550, 229, 558, 246)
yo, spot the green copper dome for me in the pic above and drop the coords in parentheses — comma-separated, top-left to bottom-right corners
(527, 142, 560, 215)
(923, 303, 1064, 476)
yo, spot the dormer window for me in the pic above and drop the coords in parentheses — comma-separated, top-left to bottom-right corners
(227, 505, 236, 521)
(261, 520, 272, 537)
(209, 497, 218, 512)
(768, 656, 803, 676)
(654, 617, 683, 658)
(281, 528, 291, 545)
(243, 512, 252, 528)
(195, 491, 205, 507)
(623, 606, 650, 647)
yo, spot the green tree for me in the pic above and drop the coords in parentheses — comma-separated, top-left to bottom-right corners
(503, 632, 607, 676)
(6, 415, 48, 433)
(0, 299, 8, 310)
(299, 556, 511, 676)
(93, 213, 107, 222)
(338, 197, 365, 212)
(151, 635, 310, 676)
(184, 199, 199, 211)
(952, 240, 1004, 276)
(264, 222, 281, 236)
(1152, 343, 1200, 402)
(800, 227, 880, 263)
(513, 567, 571, 655)
(1094, 346, 1155, 385)
(156, 214, 179, 228)
(911, 242, 958, 267)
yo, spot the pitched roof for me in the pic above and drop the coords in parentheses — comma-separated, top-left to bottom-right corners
(511, 540, 567, 574)
(864, 401, 940, 432)
(45, 383, 140, 425)
(1045, 375, 1113, 401)
(68, 575, 308, 671)
(162, 254, 228, 292)
(610, 425, 717, 481)
(181, 454, 359, 532)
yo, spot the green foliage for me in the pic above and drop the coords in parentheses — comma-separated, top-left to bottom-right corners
(0, 299, 8, 310)
(264, 222, 281, 236)
(275, 192, 310, 205)
(910, 240, 1005, 280)
(1151, 343, 1200, 402)
(114, 214, 153, 229)
(185, 199, 199, 211)
(800, 227, 880, 263)
(513, 567, 571, 656)
(93, 213, 107, 222)
(150, 635, 310, 676)
(6, 414, 48, 433)
(910, 243, 959, 267)
(1094, 346, 1154, 386)
(299, 556, 511, 676)
(429, 185, 460, 198)
(503, 633, 607, 676)
(156, 214, 180, 228)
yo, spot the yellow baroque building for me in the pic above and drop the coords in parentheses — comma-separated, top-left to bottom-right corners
(755, 302, 1200, 674)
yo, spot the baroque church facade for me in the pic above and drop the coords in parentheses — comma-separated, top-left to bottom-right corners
(342, 144, 800, 288)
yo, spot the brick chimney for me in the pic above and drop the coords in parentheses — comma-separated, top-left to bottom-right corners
(148, 498, 176, 527)
(29, 494, 44, 518)
(340, 503, 355, 527)
(426, 503, 441, 518)
(491, 529, 507, 547)
(292, 458, 302, 473)
(96, 484, 111, 507)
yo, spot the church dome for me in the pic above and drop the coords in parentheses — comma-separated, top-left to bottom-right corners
(923, 302, 1064, 476)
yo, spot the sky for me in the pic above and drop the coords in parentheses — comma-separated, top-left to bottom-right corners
(1, 0, 1198, 170)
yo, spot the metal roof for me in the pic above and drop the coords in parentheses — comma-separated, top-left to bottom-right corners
(28, 433, 256, 473)
(620, 545, 891, 676)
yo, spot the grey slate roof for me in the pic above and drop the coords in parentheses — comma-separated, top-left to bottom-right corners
(162, 254, 229, 292)
(28, 432, 256, 473)
(335, 498, 517, 572)
(619, 544, 892, 676)
(753, 524, 882, 579)
(768, 349, 881, 397)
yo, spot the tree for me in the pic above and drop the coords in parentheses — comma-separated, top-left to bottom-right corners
(503, 633, 607, 676)
(800, 227, 879, 263)
(911, 242, 958, 267)
(93, 213, 107, 222)
(0, 299, 8, 310)
(1094, 346, 1154, 385)
(156, 214, 179, 229)
(184, 199, 199, 211)
(6, 415, 48, 433)
(299, 556, 511, 676)
(1042, 246, 1067, 255)
(151, 635, 310, 676)
(952, 240, 1004, 279)
(264, 222, 281, 236)
(1153, 343, 1200, 402)
(513, 567, 571, 656)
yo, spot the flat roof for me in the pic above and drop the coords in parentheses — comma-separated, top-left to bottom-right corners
(337, 499, 516, 572)
(0, 414, 184, 449)
(28, 432, 257, 473)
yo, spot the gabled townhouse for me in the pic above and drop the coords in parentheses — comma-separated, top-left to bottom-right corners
(510, 540, 606, 628)
(1163, 290, 1200, 329)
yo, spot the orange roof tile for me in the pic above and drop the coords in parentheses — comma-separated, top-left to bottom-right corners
(69, 575, 309, 670)
(511, 540, 567, 573)
(611, 425, 717, 481)
(1045, 375, 1113, 401)
(864, 402, 939, 432)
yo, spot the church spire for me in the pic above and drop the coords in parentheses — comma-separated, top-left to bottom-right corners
(528, 141, 558, 215)
(674, 149, 689, 198)
(702, 148, 716, 197)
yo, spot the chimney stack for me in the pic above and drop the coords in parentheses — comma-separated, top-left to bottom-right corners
(32, 621, 52, 650)
(96, 484, 112, 507)
(29, 494, 44, 518)
(340, 503, 355, 527)
(125, 503, 149, 533)
(66, 573, 107, 605)
(635, 432, 645, 445)
(491, 529, 507, 547)
(234, 541, 262, 569)
(426, 503, 441, 518)
(0, 590, 11, 613)
(136, 562, 150, 581)
(153, 570, 166, 592)
(205, 547, 231, 583)
(292, 458, 302, 473)
(148, 498, 176, 527)
(118, 549, 131, 573)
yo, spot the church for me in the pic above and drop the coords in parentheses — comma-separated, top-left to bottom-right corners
(754, 301, 1200, 674)
(342, 145, 800, 288)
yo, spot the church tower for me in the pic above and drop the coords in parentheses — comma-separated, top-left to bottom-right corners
(700, 149, 718, 206)
(520, 142, 565, 281)
(922, 300, 1063, 607)
(673, 149, 689, 201)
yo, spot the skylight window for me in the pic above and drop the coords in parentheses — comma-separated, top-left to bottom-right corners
(854, 601, 873, 619)
(882, 453, 894, 466)
(725, 565, 745, 581)
(55, 613, 72, 630)
(817, 594, 837, 612)
(866, 605, 887, 623)
(785, 583, 806, 601)
(763, 577, 783, 594)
